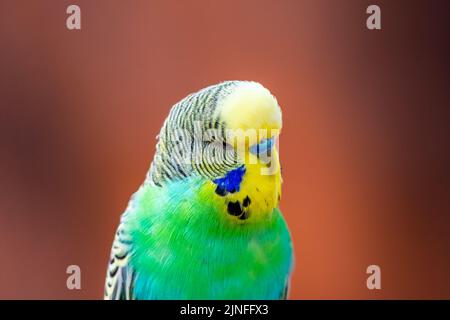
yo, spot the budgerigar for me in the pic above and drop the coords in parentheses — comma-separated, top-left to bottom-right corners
(104, 81, 293, 299)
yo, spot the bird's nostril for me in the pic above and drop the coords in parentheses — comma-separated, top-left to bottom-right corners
(249, 137, 274, 156)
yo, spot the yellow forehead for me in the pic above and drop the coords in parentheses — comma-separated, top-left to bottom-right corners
(216, 82, 282, 134)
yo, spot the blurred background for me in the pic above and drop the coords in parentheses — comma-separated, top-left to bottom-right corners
(0, 0, 449, 299)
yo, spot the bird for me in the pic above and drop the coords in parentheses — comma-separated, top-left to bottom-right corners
(104, 81, 293, 299)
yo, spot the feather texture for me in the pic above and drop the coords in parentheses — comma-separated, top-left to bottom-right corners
(106, 176, 292, 299)
(105, 81, 293, 299)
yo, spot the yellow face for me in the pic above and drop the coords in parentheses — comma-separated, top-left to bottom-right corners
(208, 82, 283, 223)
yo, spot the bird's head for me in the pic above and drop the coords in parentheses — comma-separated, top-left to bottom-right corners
(148, 81, 283, 222)
(215, 81, 282, 169)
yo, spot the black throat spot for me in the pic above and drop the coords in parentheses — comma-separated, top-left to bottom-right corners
(227, 201, 243, 216)
(226, 198, 251, 220)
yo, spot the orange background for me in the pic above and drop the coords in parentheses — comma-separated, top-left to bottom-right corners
(0, 1, 449, 299)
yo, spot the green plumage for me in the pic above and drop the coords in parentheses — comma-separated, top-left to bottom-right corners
(104, 81, 293, 300)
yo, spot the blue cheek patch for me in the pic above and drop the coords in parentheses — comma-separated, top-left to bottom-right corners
(249, 137, 274, 155)
(213, 165, 246, 196)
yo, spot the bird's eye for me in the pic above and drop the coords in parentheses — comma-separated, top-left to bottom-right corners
(222, 141, 234, 150)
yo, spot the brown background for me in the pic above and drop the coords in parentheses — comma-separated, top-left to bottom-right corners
(0, 0, 449, 299)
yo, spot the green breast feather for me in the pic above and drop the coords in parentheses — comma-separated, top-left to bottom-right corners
(125, 176, 293, 299)
(104, 81, 293, 300)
